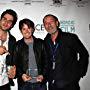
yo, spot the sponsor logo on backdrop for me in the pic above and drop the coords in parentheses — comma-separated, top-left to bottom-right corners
(53, 0, 62, 4)
(51, 0, 66, 7)
(71, 0, 88, 7)
(51, 0, 67, 7)
(34, 24, 46, 39)
(24, 0, 31, 5)
(0, 0, 44, 5)
(34, 20, 75, 34)
(60, 20, 75, 33)
(35, 24, 44, 32)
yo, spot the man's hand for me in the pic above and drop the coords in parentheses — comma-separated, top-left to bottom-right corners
(36, 75, 44, 82)
(22, 74, 32, 82)
(7, 65, 16, 79)
(0, 46, 8, 55)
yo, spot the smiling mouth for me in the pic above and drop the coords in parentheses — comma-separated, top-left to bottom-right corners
(25, 33, 30, 35)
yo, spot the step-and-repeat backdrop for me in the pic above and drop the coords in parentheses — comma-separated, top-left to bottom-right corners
(0, 0, 90, 90)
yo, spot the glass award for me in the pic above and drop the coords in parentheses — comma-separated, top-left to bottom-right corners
(26, 68, 38, 83)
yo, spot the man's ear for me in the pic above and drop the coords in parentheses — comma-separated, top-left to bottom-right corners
(56, 21, 60, 27)
(32, 28, 35, 34)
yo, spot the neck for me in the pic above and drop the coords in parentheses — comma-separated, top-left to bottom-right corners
(0, 29, 7, 42)
(51, 30, 58, 43)
(24, 36, 33, 44)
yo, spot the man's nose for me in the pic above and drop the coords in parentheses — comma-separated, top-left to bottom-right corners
(48, 23, 51, 26)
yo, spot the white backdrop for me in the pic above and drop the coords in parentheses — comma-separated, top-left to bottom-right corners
(0, 0, 90, 90)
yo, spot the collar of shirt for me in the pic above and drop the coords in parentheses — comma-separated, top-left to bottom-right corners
(2, 32, 9, 51)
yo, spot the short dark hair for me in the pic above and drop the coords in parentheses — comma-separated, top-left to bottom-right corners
(19, 18, 35, 32)
(43, 14, 60, 27)
(1, 9, 18, 28)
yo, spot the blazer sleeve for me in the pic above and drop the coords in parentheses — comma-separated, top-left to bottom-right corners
(73, 34, 89, 78)
(13, 44, 24, 78)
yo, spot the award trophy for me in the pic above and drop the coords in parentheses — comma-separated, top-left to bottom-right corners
(26, 68, 38, 83)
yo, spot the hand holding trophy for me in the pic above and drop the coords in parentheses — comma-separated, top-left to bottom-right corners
(26, 68, 38, 83)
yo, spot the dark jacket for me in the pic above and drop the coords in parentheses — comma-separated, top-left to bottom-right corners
(44, 28, 89, 88)
(14, 37, 46, 86)
(6, 32, 16, 86)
